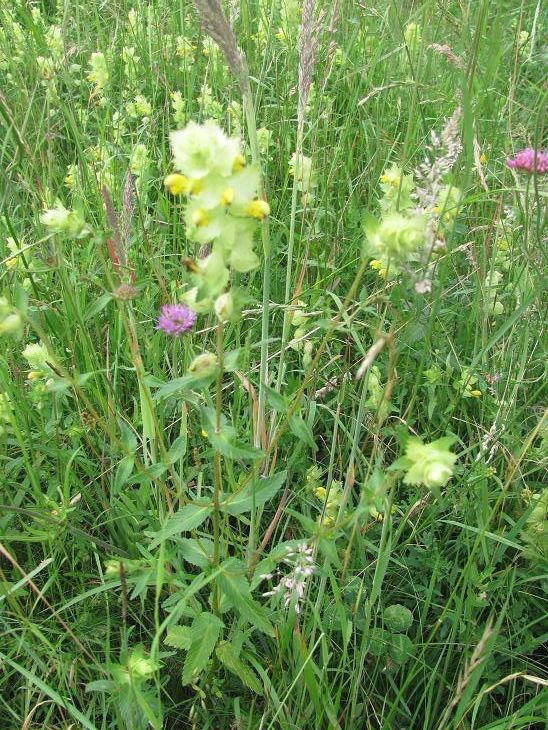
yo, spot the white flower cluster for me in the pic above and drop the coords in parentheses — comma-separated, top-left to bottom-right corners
(263, 542, 315, 614)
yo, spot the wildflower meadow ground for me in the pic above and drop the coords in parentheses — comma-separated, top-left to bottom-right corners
(0, 1, 546, 728)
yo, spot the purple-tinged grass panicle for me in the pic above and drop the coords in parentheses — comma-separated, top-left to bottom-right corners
(156, 303, 197, 336)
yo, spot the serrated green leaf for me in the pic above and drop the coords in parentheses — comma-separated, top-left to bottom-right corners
(216, 641, 262, 694)
(182, 612, 224, 685)
(165, 625, 192, 650)
(220, 471, 286, 516)
(147, 501, 212, 549)
(217, 558, 274, 636)
(180, 537, 214, 568)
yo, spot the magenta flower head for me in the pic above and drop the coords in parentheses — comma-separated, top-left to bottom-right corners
(507, 148, 548, 175)
(156, 303, 196, 336)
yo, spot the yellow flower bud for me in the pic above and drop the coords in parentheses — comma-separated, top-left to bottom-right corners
(314, 486, 327, 501)
(480, 152, 487, 165)
(191, 208, 209, 227)
(246, 199, 270, 220)
(164, 173, 191, 195)
(232, 153, 246, 173)
(219, 187, 235, 207)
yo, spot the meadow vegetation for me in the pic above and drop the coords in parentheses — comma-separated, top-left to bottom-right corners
(0, 0, 546, 728)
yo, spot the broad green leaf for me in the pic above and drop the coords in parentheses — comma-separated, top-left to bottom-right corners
(388, 633, 415, 665)
(216, 641, 262, 694)
(264, 385, 287, 413)
(317, 535, 341, 567)
(182, 612, 224, 685)
(223, 348, 242, 372)
(165, 625, 192, 650)
(114, 456, 134, 492)
(217, 558, 274, 636)
(147, 501, 212, 549)
(220, 471, 286, 516)
(84, 292, 113, 322)
(167, 435, 186, 464)
(288, 415, 316, 450)
(200, 406, 261, 460)
(384, 604, 413, 633)
(368, 627, 389, 657)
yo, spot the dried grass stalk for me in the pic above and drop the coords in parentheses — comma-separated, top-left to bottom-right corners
(298, 0, 323, 123)
(192, 0, 246, 93)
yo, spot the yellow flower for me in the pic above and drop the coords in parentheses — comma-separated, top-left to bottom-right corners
(380, 170, 400, 187)
(465, 384, 482, 398)
(480, 152, 487, 165)
(164, 173, 191, 195)
(87, 51, 109, 90)
(219, 187, 235, 207)
(246, 199, 270, 220)
(369, 260, 387, 278)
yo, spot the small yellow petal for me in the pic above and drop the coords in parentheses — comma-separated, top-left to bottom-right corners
(232, 153, 246, 173)
(246, 199, 270, 220)
(164, 173, 190, 195)
(220, 187, 235, 207)
(192, 208, 209, 227)
(189, 179, 203, 195)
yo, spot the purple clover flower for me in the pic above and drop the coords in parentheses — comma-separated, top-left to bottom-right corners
(507, 148, 548, 175)
(156, 303, 196, 336)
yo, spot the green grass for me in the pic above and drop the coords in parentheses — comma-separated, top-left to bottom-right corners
(0, 0, 546, 728)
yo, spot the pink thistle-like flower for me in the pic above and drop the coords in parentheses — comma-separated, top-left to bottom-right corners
(506, 148, 548, 175)
(156, 303, 196, 336)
